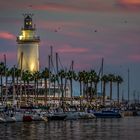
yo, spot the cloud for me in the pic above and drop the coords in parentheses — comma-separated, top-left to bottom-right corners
(120, 0, 140, 4)
(0, 31, 15, 40)
(32, 0, 115, 13)
(56, 44, 88, 53)
(117, 0, 140, 10)
(128, 54, 140, 62)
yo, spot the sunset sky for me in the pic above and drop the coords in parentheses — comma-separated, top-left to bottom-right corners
(0, 0, 140, 99)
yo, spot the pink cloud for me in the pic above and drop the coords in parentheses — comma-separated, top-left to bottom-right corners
(38, 20, 86, 30)
(128, 54, 140, 62)
(33, 4, 68, 12)
(56, 44, 88, 53)
(0, 31, 15, 40)
(120, 0, 140, 4)
(33, 1, 114, 13)
(117, 0, 140, 10)
(1, 0, 140, 14)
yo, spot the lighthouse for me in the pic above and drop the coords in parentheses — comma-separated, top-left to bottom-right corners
(17, 14, 40, 72)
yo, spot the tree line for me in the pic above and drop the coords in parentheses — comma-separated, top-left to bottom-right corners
(0, 61, 123, 106)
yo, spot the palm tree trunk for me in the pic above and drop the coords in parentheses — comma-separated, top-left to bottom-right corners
(90, 82, 93, 104)
(83, 82, 86, 98)
(24, 81, 27, 105)
(79, 81, 82, 109)
(117, 82, 120, 105)
(110, 82, 112, 100)
(94, 83, 97, 98)
(103, 82, 106, 106)
(80, 81, 82, 96)
(70, 79, 73, 105)
(53, 80, 56, 104)
(36, 80, 39, 105)
(27, 81, 30, 105)
(60, 77, 64, 108)
(34, 79, 37, 106)
(4, 75, 8, 105)
(44, 78, 47, 106)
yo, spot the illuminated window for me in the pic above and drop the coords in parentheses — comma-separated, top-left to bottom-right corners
(19, 36, 22, 40)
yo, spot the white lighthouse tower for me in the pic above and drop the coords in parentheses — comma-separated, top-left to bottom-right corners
(17, 14, 40, 72)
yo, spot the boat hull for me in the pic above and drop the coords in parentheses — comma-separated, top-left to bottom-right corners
(94, 111, 122, 118)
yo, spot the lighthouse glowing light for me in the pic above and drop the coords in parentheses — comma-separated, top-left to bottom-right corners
(17, 14, 40, 72)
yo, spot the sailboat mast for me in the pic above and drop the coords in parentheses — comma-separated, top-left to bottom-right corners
(48, 55, 51, 104)
(56, 53, 59, 74)
(56, 52, 61, 105)
(101, 58, 104, 96)
(71, 60, 74, 70)
(70, 60, 74, 105)
(3, 54, 7, 105)
(128, 68, 130, 103)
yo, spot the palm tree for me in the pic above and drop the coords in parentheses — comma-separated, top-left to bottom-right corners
(115, 75, 123, 105)
(66, 70, 76, 105)
(77, 70, 90, 103)
(88, 70, 99, 101)
(77, 71, 84, 98)
(50, 74, 58, 102)
(32, 71, 41, 105)
(14, 67, 21, 98)
(108, 74, 116, 101)
(9, 65, 17, 106)
(92, 73, 100, 99)
(101, 74, 109, 106)
(14, 67, 21, 84)
(4, 67, 11, 104)
(82, 70, 89, 99)
(76, 71, 84, 108)
(58, 69, 66, 108)
(41, 68, 50, 106)
(22, 70, 32, 105)
(83, 71, 90, 102)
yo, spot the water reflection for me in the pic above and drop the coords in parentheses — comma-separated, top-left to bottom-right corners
(0, 117, 140, 140)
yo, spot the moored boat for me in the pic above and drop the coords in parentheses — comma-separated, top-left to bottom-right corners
(65, 111, 95, 120)
(47, 112, 67, 121)
(93, 110, 122, 118)
(0, 112, 16, 123)
(23, 115, 33, 122)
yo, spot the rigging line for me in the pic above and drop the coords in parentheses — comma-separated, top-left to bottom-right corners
(69, 61, 72, 71)
(50, 55, 57, 75)
(98, 58, 104, 77)
(71, 60, 74, 71)
(58, 55, 64, 70)
(49, 46, 57, 75)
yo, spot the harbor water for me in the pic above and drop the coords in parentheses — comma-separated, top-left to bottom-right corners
(0, 117, 140, 140)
